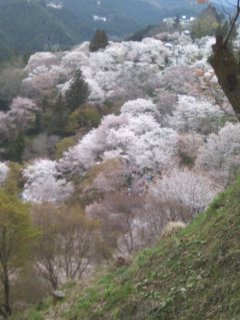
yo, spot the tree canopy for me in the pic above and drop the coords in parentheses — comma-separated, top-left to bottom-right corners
(89, 29, 109, 52)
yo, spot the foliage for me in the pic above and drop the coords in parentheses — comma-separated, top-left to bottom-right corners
(22, 134, 60, 161)
(2, 162, 24, 196)
(143, 168, 220, 245)
(196, 122, 240, 186)
(90, 29, 109, 52)
(0, 61, 25, 110)
(169, 95, 224, 134)
(0, 0, 91, 60)
(55, 136, 78, 159)
(66, 104, 101, 134)
(60, 0, 203, 37)
(23, 37, 171, 103)
(58, 99, 178, 176)
(191, 5, 223, 39)
(90, 159, 130, 193)
(0, 190, 37, 318)
(149, 168, 219, 217)
(160, 66, 202, 96)
(41, 95, 70, 136)
(7, 136, 26, 162)
(65, 70, 90, 111)
(0, 97, 37, 140)
(22, 159, 74, 204)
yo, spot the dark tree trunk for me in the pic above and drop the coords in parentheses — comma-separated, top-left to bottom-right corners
(4, 279, 11, 316)
(0, 227, 12, 319)
(209, 36, 240, 120)
(0, 278, 12, 319)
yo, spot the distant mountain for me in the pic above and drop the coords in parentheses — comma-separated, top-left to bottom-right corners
(0, 0, 208, 60)
(58, 0, 206, 37)
(0, 0, 92, 60)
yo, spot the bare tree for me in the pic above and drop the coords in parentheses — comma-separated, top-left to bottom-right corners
(86, 193, 144, 254)
(32, 204, 97, 290)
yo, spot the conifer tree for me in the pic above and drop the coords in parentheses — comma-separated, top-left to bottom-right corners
(89, 29, 109, 52)
(65, 70, 90, 111)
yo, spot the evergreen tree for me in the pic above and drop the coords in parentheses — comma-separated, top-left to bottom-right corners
(7, 136, 25, 162)
(173, 15, 181, 30)
(65, 70, 90, 111)
(89, 29, 109, 52)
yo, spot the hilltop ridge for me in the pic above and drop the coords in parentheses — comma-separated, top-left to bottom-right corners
(0, 0, 206, 60)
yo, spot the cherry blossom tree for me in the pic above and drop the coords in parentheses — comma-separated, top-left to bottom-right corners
(196, 122, 240, 185)
(22, 52, 65, 99)
(86, 193, 144, 254)
(150, 169, 219, 215)
(58, 99, 179, 176)
(160, 66, 202, 96)
(21, 31, 221, 105)
(91, 159, 130, 193)
(178, 133, 204, 166)
(22, 159, 74, 204)
(144, 168, 220, 243)
(126, 126, 178, 172)
(22, 37, 174, 103)
(154, 89, 177, 118)
(116, 63, 161, 99)
(169, 95, 224, 134)
(57, 114, 127, 174)
(121, 98, 159, 117)
(0, 97, 37, 141)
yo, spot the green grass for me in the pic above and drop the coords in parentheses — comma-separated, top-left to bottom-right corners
(24, 178, 240, 320)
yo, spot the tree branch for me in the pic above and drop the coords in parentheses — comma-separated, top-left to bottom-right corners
(224, 0, 240, 45)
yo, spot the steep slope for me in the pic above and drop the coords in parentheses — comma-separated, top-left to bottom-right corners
(25, 179, 240, 320)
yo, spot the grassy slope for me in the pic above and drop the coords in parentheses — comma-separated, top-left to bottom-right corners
(26, 179, 240, 320)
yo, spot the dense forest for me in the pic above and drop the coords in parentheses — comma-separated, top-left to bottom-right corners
(0, 1, 240, 319)
(0, 0, 206, 60)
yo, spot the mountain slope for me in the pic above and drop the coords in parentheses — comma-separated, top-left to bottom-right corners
(0, 0, 208, 59)
(60, 0, 206, 37)
(24, 179, 240, 320)
(0, 0, 91, 58)
(0, 29, 13, 60)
